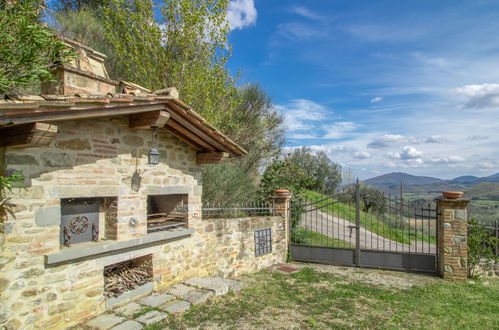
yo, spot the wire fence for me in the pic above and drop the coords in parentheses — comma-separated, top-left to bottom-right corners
(202, 201, 274, 219)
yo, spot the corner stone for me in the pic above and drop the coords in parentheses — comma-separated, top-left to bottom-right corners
(35, 207, 61, 227)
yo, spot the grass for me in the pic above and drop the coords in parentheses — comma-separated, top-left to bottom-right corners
(294, 227, 355, 248)
(160, 267, 499, 329)
(301, 190, 436, 245)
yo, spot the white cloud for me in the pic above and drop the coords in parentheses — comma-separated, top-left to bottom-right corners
(428, 156, 466, 164)
(370, 96, 383, 103)
(399, 146, 424, 160)
(386, 146, 424, 161)
(425, 135, 449, 144)
(478, 161, 496, 169)
(367, 134, 407, 149)
(227, 0, 257, 30)
(322, 121, 357, 139)
(468, 135, 489, 141)
(353, 151, 370, 159)
(310, 145, 357, 154)
(274, 99, 329, 131)
(277, 22, 326, 40)
(450, 83, 499, 109)
(289, 5, 321, 20)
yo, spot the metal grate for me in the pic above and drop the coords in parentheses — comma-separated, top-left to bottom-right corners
(255, 228, 272, 257)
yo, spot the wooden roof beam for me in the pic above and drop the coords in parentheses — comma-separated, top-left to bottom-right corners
(164, 119, 216, 152)
(129, 110, 170, 129)
(0, 122, 57, 148)
(0, 104, 166, 126)
(164, 102, 236, 154)
(196, 152, 230, 164)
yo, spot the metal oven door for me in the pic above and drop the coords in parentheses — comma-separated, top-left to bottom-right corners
(60, 199, 99, 246)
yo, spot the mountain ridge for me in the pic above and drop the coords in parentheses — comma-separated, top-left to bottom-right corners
(363, 172, 499, 187)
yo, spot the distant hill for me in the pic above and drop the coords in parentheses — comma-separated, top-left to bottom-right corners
(448, 176, 479, 184)
(363, 172, 442, 187)
(485, 172, 499, 179)
(464, 182, 499, 200)
(363, 172, 499, 197)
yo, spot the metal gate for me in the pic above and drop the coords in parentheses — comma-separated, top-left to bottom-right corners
(290, 181, 438, 273)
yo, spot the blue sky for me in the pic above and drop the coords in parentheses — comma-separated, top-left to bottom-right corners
(226, 0, 499, 179)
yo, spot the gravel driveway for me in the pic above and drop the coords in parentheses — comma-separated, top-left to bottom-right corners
(300, 209, 436, 254)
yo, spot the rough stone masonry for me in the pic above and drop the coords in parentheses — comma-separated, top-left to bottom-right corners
(0, 116, 287, 329)
(437, 198, 470, 283)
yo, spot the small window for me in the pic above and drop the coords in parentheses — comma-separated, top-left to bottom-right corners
(255, 228, 272, 257)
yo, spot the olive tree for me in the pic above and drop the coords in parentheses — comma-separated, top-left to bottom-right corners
(0, 0, 74, 94)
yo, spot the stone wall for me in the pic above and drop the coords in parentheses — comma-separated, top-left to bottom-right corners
(0, 117, 287, 329)
(437, 198, 470, 282)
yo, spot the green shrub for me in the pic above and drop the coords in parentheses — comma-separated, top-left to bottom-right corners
(467, 218, 498, 278)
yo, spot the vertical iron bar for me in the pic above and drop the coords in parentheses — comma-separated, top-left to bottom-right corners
(496, 219, 498, 256)
(321, 199, 327, 244)
(355, 179, 361, 266)
(381, 192, 390, 251)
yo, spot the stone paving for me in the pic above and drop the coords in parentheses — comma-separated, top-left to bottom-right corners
(83, 277, 242, 329)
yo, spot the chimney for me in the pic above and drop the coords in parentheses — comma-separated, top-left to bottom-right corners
(41, 36, 119, 95)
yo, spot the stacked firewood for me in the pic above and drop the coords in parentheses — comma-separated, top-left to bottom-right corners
(104, 261, 152, 298)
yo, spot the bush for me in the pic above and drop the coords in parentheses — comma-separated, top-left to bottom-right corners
(467, 218, 498, 278)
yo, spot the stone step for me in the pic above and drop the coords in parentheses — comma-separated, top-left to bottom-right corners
(134, 310, 168, 325)
(114, 302, 142, 315)
(110, 320, 143, 330)
(184, 277, 241, 296)
(139, 293, 175, 307)
(180, 289, 214, 305)
(161, 300, 191, 314)
(167, 284, 196, 297)
(86, 314, 125, 329)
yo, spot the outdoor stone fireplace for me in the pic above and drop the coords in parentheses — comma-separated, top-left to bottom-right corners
(147, 194, 188, 233)
(0, 37, 287, 329)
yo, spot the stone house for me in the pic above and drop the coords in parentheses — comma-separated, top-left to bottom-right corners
(0, 38, 288, 328)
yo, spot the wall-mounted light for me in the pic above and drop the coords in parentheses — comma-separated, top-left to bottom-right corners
(148, 127, 160, 165)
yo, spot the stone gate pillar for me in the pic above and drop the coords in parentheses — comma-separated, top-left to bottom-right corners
(269, 190, 292, 249)
(436, 197, 470, 282)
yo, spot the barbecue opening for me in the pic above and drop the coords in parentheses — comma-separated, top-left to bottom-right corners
(146, 194, 188, 233)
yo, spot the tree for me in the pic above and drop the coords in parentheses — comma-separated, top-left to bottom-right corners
(0, 1, 74, 94)
(53, 0, 107, 11)
(53, 7, 122, 79)
(102, 0, 238, 127)
(223, 84, 285, 174)
(202, 163, 257, 205)
(259, 159, 315, 200)
(201, 85, 285, 204)
(340, 183, 387, 214)
(467, 218, 498, 278)
(287, 147, 342, 194)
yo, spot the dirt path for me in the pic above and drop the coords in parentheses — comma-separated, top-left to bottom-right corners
(300, 209, 436, 253)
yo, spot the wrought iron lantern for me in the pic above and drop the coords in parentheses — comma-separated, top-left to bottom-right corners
(148, 127, 160, 165)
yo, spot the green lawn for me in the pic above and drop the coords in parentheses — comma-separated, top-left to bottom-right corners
(157, 266, 498, 329)
(301, 190, 436, 245)
(293, 227, 355, 248)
